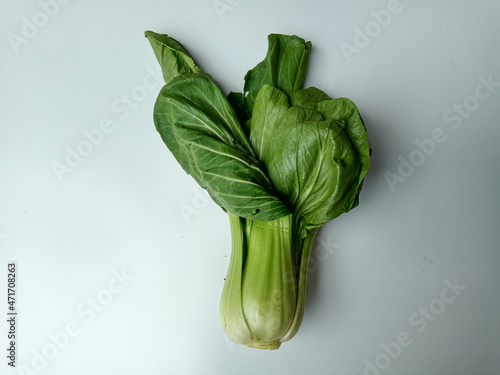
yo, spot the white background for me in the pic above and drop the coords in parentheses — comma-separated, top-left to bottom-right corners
(1, 1, 499, 374)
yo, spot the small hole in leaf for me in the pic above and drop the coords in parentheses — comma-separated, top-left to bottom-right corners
(253, 208, 260, 215)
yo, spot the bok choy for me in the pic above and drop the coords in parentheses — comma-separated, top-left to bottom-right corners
(145, 31, 370, 350)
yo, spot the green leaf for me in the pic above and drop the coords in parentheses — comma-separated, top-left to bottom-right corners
(308, 98, 370, 195)
(153, 73, 290, 221)
(249, 85, 291, 160)
(250, 85, 365, 237)
(287, 86, 331, 107)
(145, 31, 202, 85)
(243, 34, 312, 115)
(227, 91, 250, 129)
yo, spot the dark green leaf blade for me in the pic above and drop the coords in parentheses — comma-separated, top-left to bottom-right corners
(227, 91, 250, 129)
(243, 34, 312, 115)
(145, 31, 202, 85)
(154, 73, 290, 221)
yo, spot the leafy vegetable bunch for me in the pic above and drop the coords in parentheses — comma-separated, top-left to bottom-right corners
(145, 31, 370, 350)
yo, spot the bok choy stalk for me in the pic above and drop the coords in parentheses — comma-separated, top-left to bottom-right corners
(145, 31, 370, 350)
